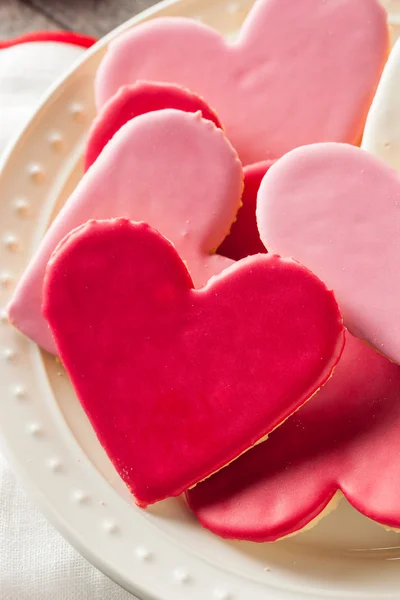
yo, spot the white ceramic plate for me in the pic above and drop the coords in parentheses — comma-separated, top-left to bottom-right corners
(2, 1, 400, 599)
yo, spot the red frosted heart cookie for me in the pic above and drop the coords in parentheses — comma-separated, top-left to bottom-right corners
(43, 219, 344, 506)
(187, 333, 400, 540)
(8, 109, 242, 353)
(257, 142, 400, 364)
(218, 161, 272, 260)
(84, 81, 222, 171)
(95, 0, 388, 164)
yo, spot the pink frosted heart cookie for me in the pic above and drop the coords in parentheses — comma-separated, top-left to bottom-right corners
(95, 0, 388, 164)
(187, 333, 400, 541)
(84, 80, 222, 171)
(84, 81, 267, 261)
(257, 142, 400, 364)
(43, 219, 344, 506)
(8, 110, 242, 353)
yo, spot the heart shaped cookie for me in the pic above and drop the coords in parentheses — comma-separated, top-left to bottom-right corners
(95, 0, 388, 164)
(257, 142, 400, 364)
(43, 219, 344, 506)
(8, 109, 242, 353)
(84, 80, 222, 171)
(187, 332, 400, 541)
(84, 79, 266, 262)
(218, 160, 271, 261)
(362, 38, 400, 171)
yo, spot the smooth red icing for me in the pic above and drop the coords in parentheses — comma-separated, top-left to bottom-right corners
(43, 219, 344, 507)
(84, 81, 222, 171)
(218, 161, 272, 260)
(187, 333, 400, 540)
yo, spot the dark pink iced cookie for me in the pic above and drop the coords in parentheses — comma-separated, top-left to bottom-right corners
(43, 219, 344, 507)
(218, 160, 272, 260)
(187, 333, 400, 541)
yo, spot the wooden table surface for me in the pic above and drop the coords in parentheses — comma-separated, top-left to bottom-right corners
(0, 0, 158, 39)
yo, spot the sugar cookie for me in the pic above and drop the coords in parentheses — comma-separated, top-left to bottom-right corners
(43, 219, 344, 506)
(8, 110, 242, 353)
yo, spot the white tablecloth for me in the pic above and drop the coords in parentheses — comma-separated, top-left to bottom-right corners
(0, 39, 133, 600)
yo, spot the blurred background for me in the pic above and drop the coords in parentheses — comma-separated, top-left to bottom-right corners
(0, 0, 159, 38)
(2, 0, 400, 40)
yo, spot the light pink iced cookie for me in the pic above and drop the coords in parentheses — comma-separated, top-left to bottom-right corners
(95, 0, 388, 165)
(8, 110, 242, 353)
(257, 142, 400, 364)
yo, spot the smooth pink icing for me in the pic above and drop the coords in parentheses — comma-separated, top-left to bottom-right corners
(187, 333, 400, 540)
(95, 0, 388, 165)
(85, 83, 270, 262)
(43, 219, 344, 506)
(84, 81, 222, 171)
(8, 110, 242, 354)
(257, 142, 400, 364)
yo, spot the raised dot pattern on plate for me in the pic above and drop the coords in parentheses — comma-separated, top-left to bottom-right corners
(70, 102, 85, 120)
(173, 568, 191, 584)
(227, 2, 240, 13)
(13, 198, 30, 216)
(103, 520, 119, 534)
(46, 457, 63, 473)
(27, 422, 43, 437)
(13, 385, 26, 399)
(3, 234, 19, 251)
(28, 163, 44, 182)
(3, 348, 16, 361)
(135, 546, 153, 561)
(48, 132, 64, 150)
(0, 272, 13, 288)
(72, 490, 90, 505)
